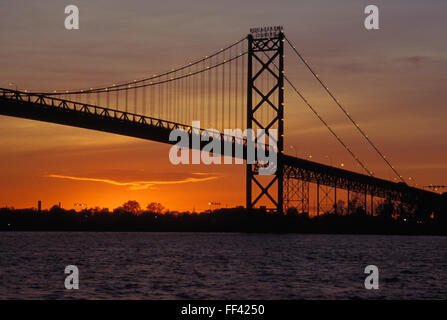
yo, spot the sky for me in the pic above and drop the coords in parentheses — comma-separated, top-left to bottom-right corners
(0, 0, 446, 211)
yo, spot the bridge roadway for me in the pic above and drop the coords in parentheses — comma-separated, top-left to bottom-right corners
(0, 88, 441, 204)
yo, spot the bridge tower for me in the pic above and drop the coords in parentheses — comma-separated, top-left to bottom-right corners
(246, 27, 284, 214)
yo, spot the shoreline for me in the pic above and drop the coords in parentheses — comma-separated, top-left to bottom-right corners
(2, 207, 446, 235)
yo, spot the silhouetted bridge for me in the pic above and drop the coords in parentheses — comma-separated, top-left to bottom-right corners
(0, 27, 443, 215)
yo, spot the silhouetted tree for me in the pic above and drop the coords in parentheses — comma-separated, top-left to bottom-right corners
(91, 207, 109, 214)
(146, 202, 165, 213)
(334, 200, 346, 215)
(376, 198, 394, 219)
(49, 204, 64, 214)
(348, 196, 362, 214)
(114, 200, 141, 215)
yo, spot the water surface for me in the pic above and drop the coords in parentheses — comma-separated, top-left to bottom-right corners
(0, 232, 446, 299)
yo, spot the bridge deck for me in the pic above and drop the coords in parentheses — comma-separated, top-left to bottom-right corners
(0, 88, 441, 204)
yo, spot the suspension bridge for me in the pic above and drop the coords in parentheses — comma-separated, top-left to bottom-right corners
(0, 27, 443, 215)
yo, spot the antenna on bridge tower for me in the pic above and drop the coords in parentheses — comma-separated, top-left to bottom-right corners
(246, 26, 285, 214)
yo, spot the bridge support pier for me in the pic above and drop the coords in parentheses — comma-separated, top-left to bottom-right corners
(334, 183, 337, 214)
(364, 186, 368, 214)
(284, 173, 310, 214)
(347, 186, 350, 215)
(317, 182, 320, 216)
(317, 183, 334, 215)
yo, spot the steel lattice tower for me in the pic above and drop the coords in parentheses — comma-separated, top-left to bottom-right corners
(246, 28, 284, 213)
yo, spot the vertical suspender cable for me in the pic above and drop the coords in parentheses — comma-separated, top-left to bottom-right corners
(222, 51, 225, 131)
(228, 47, 232, 129)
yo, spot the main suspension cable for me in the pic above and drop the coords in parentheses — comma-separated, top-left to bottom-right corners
(285, 76, 374, 176)
(284, 36, 405, 183)
(31, 37, 248, 96)
(256, 42, 374, 176)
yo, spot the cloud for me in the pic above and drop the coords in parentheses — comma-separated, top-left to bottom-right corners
(191, 172, 213, 175)
(394, 55, 436, 66)
(47, 173, 220, 190)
